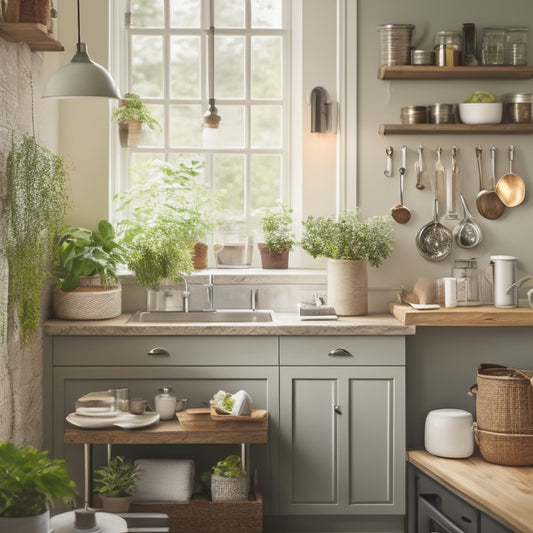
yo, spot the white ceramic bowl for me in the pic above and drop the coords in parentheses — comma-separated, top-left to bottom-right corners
(458, 102, 503, 124)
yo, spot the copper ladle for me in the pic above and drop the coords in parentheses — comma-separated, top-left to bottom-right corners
(391, 167, 411, 223)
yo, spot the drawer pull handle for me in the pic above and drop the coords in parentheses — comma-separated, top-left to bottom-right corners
(334, 405, 342, 415)
(328, 348, 352, 357)
(147, 347, 170, 357)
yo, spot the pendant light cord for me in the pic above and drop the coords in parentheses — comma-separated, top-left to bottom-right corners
(77, 0, 81, 45)
(208, 0, 214, 100)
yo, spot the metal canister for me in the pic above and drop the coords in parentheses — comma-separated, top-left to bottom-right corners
(377, 24, 415, 66)
(401, 106, 428, 124)
(502, 93, 532, 123)
(428, 103, 457, 124)
(411, 49, 435, 65)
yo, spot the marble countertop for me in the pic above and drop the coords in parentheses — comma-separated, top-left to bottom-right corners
(44, 313, 414, 336)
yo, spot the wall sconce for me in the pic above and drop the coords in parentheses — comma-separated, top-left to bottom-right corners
(310, 86, 331, 133)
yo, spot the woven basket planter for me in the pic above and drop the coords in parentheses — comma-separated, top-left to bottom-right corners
(211, 474, 249, 502)
(53, 277, 122, 320)
(473, 424, 533, 466)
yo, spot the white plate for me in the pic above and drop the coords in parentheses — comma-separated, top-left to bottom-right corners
(66, 412, 160, 429)
(409, 302, 441, 310)
(75, 407, 118, 417)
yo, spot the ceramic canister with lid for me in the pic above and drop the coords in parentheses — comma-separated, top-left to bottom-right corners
(155, 387, 177, 420)
(424, 409, 474, 458)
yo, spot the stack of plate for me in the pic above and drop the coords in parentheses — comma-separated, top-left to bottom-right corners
(377, 24, 415, 66)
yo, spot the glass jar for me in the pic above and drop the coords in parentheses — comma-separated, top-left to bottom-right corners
(482, 27, 506, 65)
(504, 26, 528, 66)
(502, 93, 532, 123)
(452, 258, 480, 306)
(155, 387, 177, 420)
(434, 31, 462, 66)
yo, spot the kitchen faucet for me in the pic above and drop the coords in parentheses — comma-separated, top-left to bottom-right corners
(178, 272, 190, 312)
(205, 274, 215, 311)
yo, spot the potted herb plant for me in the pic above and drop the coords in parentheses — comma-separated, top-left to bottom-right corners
(201, 454, 249, 502)
(257, 204, 297, 269)
(52, 220, 125, 320)
(112, 92, 160, 148)
(93, 456, 141, 513)
(0, 441, 77, 533)
(301, 210, 394, 316)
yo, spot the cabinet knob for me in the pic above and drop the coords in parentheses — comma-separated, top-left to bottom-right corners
(334, 404, 342, 415)
(147, 347, 170, 357)
(328, 348, 352, 357)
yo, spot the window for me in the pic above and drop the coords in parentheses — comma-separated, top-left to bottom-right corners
(111, 0, 290, 226)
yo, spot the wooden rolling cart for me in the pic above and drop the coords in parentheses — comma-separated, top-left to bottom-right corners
(64, 412, 268, 533)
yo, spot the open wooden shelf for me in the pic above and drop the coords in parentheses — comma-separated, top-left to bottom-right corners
(0, 23, 64, 51)
(378, 65, 533, 80)
(379, 123, 533, 135)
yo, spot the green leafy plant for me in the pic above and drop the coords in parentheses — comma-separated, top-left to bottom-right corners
(259, 204, 297, 253)
(0, 441, 76, 517)
(201, 454, 244, 488)
(301, 210, 394, 267)
(93, 456, 140, 498)
(53, 220, 126, 292)
(5, 133, 70, 344)
(111, 92, 160, 130)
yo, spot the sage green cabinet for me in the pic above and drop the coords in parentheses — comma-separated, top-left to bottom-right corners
(278, 336, 406, 515)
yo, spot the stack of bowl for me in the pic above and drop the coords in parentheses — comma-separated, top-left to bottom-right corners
(377, 24, 415, 66)
(401, 106, 428, 124)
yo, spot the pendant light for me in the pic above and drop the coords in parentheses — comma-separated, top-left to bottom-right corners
(202, 0, 221, 147)
(42, 0, 119, 99)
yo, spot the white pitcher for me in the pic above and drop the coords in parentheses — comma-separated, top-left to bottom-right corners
(486, 255, 518, 308)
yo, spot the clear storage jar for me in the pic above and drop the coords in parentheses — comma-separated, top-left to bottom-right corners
(434, 31, 462, 66)
(504, 26, 528, 66)
(482, 26, 506, 65)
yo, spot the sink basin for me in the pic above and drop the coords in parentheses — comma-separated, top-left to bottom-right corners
(127, 310, 275, 323)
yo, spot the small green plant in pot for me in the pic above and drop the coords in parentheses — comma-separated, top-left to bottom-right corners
(301, 210, 394, 316)
(0, 441, 77, 533)
(112, 92, 160, 148)
(201, 454, 249, 502)
(93, 456, 140, 513)
(257, 204, 297, 269)
(51, 220, 126, 320)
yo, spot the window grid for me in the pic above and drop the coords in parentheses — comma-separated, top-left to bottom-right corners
(117, 0, 289, 222)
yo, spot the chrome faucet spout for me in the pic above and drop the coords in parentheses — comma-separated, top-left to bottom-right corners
(250, 288, 257, 311)
(205, 274, 215, 311)
(178, 272, 190, 312)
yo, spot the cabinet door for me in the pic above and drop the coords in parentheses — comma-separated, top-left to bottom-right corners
(279, 366, 405, 515)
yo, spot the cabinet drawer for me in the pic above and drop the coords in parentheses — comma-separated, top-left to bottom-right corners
(52, 336, 278, 366)
(279, 336, 405, 366)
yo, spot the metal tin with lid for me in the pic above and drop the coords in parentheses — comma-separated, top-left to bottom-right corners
(377, 24, 415, 66)
(410, 49, 435, 65)
(502, 93, 532, 123)
(400, 105, 427, 124)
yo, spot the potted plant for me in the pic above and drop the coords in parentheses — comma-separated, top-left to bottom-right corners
(201, 454, 249, 502)
(93, 456, 141, 513)
(114, 158, 222, 272)
(52, 220, 126, 320)
(0, 441, 77, 533)
(111, 92, 160, 148)
(257, 204, 297, 269)
(301, 210, 394, 316)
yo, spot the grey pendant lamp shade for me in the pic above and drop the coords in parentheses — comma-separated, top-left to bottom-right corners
(42, 0, 119, 99)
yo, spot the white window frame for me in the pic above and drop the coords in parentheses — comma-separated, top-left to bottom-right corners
(109, 0, 292, 226)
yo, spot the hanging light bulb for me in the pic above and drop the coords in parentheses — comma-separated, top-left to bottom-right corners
(202, 0, 221, 147)
(42, 0, 119, 99)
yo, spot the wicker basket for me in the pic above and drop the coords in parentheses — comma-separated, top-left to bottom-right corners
(473, 364, 533, 434)
(210, 474, 249, 502)
(53, 285, 122, 320)
(473, 424, 533, 466)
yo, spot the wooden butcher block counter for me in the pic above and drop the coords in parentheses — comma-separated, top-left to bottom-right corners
(408, 450, 533, 532)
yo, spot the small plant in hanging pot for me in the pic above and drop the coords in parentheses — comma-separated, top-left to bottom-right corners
(257, 204, 297, 269)
(201, 454, 249, 502)
(0, 441, 77, 533)
(93, 456, 140, 513)
(52, 220, 126, 320)
(112, 92, 160, 148)
(301, 210, 394, 316)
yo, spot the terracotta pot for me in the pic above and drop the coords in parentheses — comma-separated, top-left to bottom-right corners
(257, 243, 289, 269)
(99, 495, 133, 513)
(118, 120, 143, 148)
(327, 259, 368, 316)
(0, 510, 50, 533)
(192, 242, 208, 270)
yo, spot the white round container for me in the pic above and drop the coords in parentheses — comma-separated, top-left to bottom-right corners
(424, 409, 474, 458)
(155, 387, 177, 420)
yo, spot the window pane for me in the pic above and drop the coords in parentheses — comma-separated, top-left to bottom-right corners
(131, 35, 164, 97)
(252, 0, 282, 28)
(217, 105, 245, 148)
(215, 0, 245, 28)
(215, 36, 244, 98)
(131, 0, 164, 28)
(251, 106, 282, 148)
(170, 105, 203, 147)
(214, 154, 245, 217)
(168, 153, 206, 175)
(170, 36, 201, 98)
(251, 155, 281, 211)
(128, 153, 165, 185)
(251, 36, 282, 98)
(140, 104, 164, 147)
(170, 0, 201, 28)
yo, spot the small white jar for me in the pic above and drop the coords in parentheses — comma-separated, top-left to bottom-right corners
(424, 409, 474, 458)
(155, 387, 177, 420)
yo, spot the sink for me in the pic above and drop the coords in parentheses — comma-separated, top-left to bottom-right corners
(127, 310, 275, 323)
